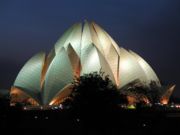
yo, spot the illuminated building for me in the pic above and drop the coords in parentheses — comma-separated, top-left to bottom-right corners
(11, 21, 169, 106)
(160, 85, 176, 105)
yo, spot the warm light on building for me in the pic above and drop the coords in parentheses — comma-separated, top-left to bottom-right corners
(10, 21, 173, 107)
(160, 99, 168, 105)
(160, 85, 176, 105)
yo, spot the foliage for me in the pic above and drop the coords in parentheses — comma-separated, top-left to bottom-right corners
(147, 81, 164, 103)
(65, 71, 127, 118)
(119, 80, 165, 104)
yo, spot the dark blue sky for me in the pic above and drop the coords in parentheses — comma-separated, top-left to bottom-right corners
(0, 0, 180, 96)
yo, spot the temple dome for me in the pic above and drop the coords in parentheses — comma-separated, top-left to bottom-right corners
(11, 21, 161, 105)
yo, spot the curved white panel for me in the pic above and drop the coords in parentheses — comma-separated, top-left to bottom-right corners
(46, 48, 56, 69)
(81, 44, 101, 75)
(67, 44, 81, 77)
(91, 22, 112, 56)
(92, 22, 120, 55)
(106, 46, 120, 85)
(97, 50, 116, 84)
(80, 21, 118, 80)
(61, 23, 82, 57)
(54, 23, 80, 54)
(41, 48, 55, 87)
(81, 21, 93, 50)
(96, 23, 121, 56)
(43, 48, 73, 105)
(14, 52, 45, 102)
(88, 22, 105, 55)
(118, 48, 147, 88)
(129, 50, 161, 86)
(81, 21, 94, 72)
(91, 22, 120, 85)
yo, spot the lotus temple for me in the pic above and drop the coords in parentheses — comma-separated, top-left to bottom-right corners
(10, 21, 175, 106)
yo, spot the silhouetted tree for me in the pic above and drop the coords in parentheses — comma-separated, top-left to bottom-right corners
(146, 81, 162, 103)
(65, 71, 127, 125)
(120, 80, 166, 104)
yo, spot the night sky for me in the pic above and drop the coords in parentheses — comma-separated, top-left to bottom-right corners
(0, 0, 180, 96)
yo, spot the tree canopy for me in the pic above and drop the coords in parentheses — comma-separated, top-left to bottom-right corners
(64, 71, 127, 119)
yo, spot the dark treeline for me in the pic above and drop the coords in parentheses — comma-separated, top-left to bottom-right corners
(0, 72, 180, 134)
